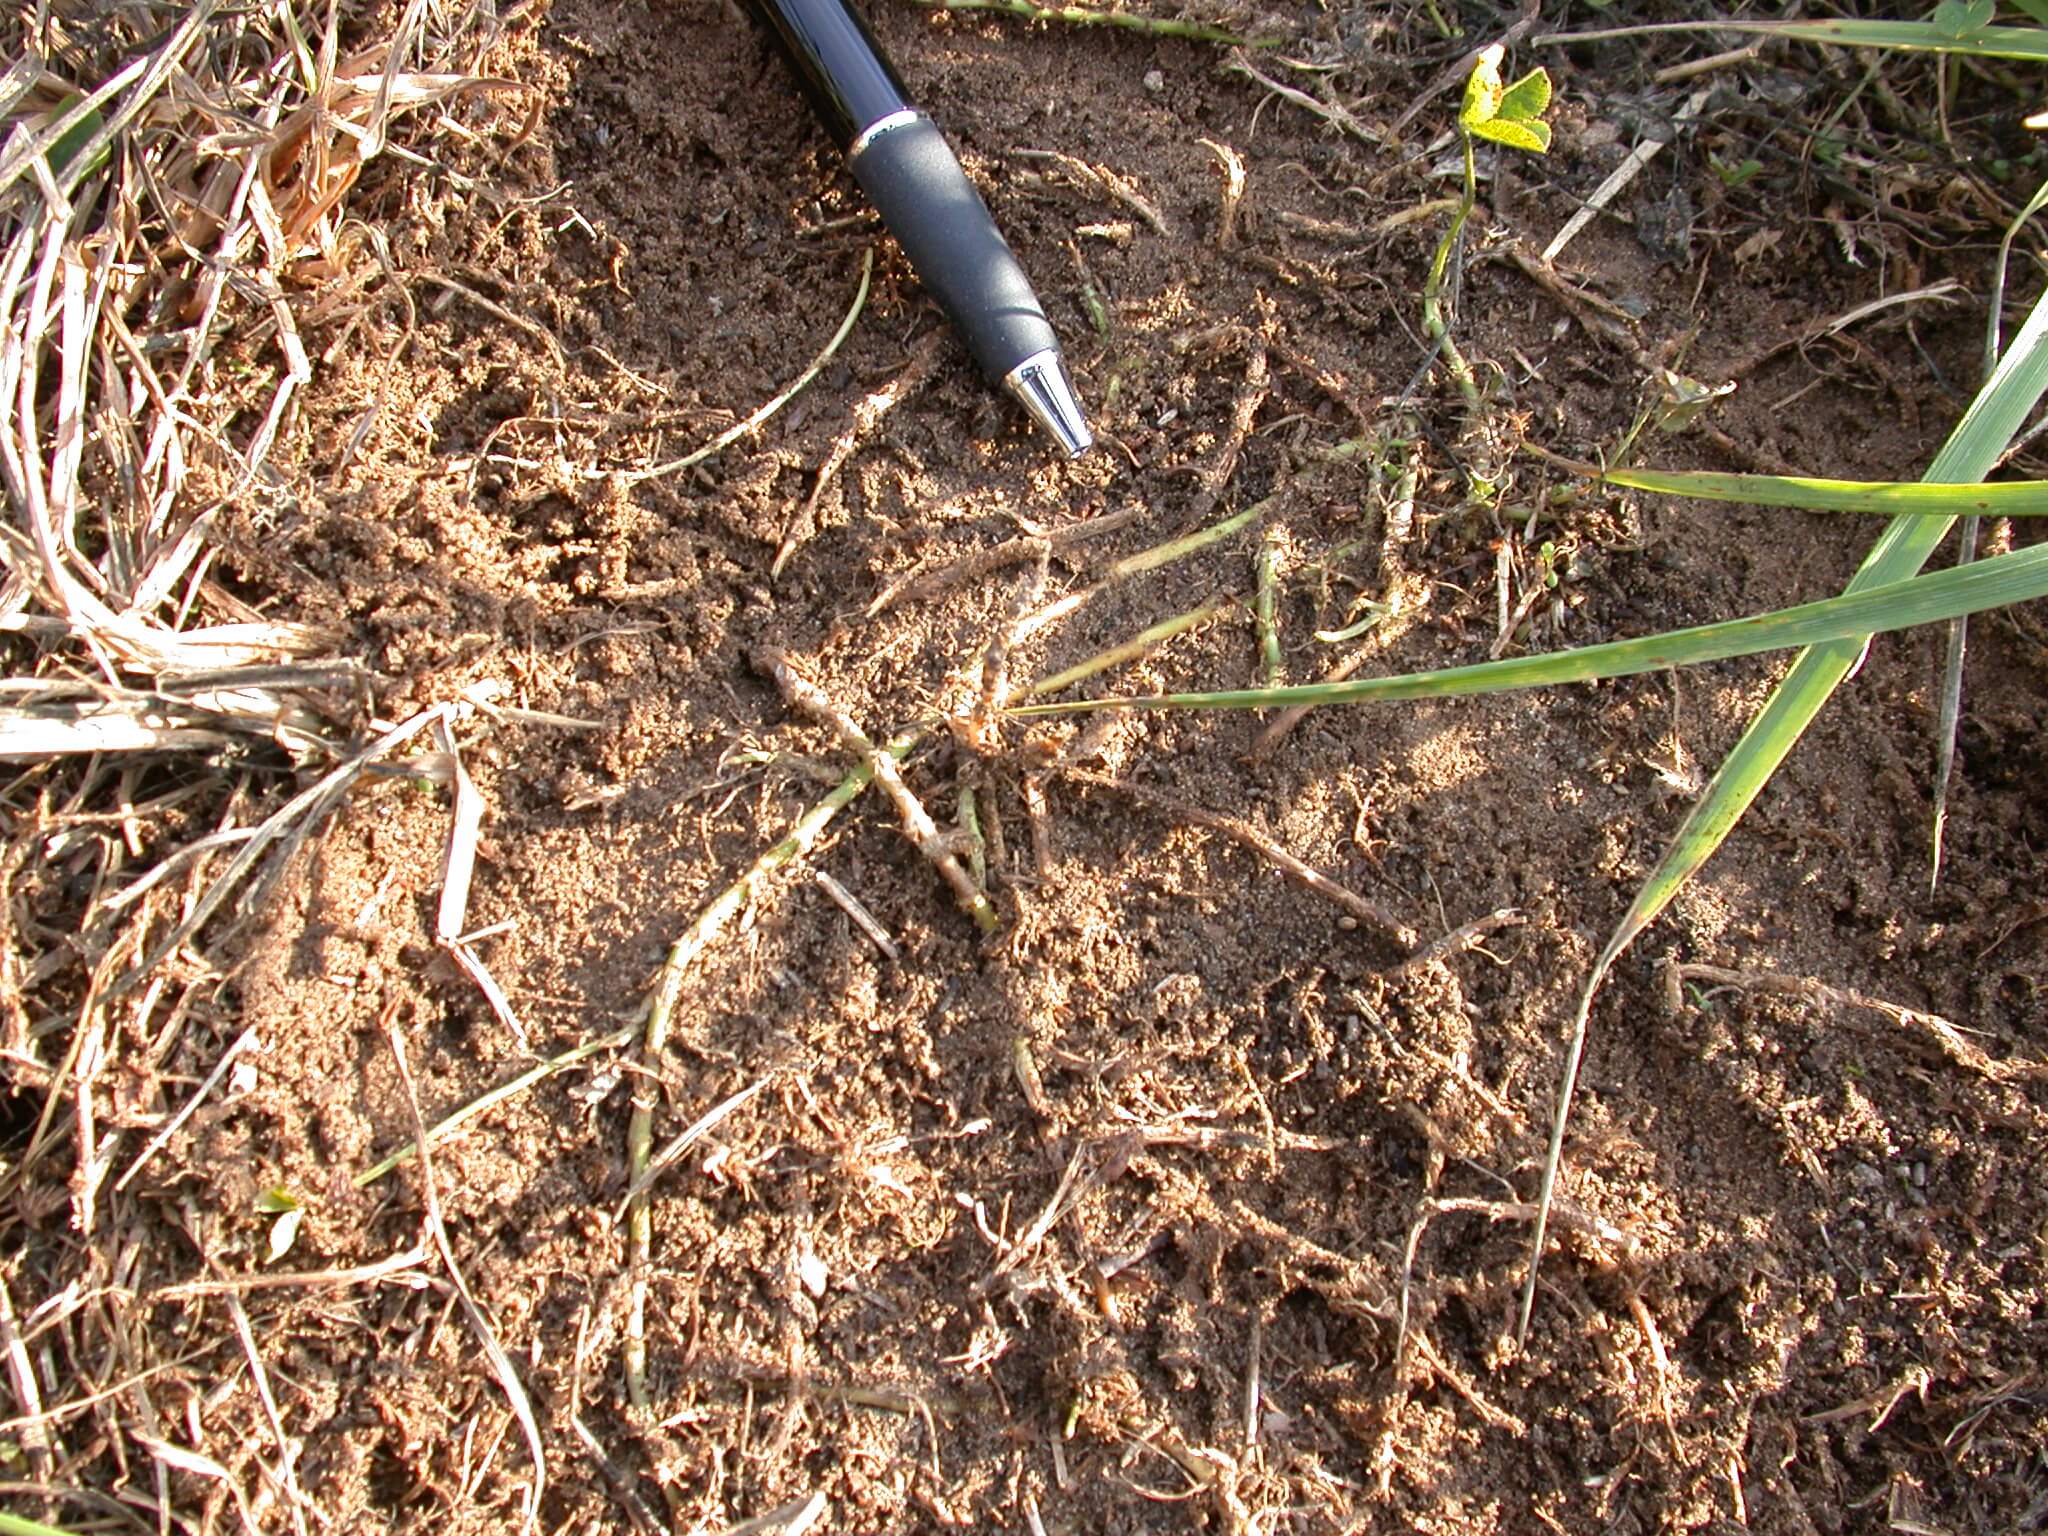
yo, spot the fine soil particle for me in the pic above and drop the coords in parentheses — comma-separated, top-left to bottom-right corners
(95, 2, 2048, 1532)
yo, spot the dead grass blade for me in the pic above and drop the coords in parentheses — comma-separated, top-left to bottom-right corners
(385, 1013, 548, 1526)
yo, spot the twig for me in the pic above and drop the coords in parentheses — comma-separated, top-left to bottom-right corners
(1064, 770, 1416, 945)
(385, 1013, 547, 1527)
(813, 870, 900, 961)
(1542, 87, 1713, 263)
(760, 650, 996, 932)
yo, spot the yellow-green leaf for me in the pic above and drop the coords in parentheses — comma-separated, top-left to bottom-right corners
(1461, 43, 1507, 132)
(1472, 115, 1552, 153)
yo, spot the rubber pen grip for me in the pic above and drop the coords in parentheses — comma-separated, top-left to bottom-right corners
(850, 118, 1058, 384)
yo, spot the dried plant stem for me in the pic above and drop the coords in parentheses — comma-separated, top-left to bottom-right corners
(355, 1024, 639, 1188)
(1666, 961, 2041, 1082)
(1254, 529, 1284, 686)
(648, 727, 924, 1026)
(359, 735, 918, 1191)
(905, 0, 1264, 46)
(1929, 516, 1977, 886)
(760, 650, 996, 933)
(623, 976, 670, 1412)
(864, 504, 1144, 618)
(1184, 337, 1269, 526)
(385, 1015, 547, 1526)
(1023, 595, 1235, 699)
(620, 247, 873, 485)
(0, 1276, 53, 1484)
(773, 332, 944, 577)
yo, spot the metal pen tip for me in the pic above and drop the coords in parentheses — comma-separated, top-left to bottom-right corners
(1003, 349, 1093, 458)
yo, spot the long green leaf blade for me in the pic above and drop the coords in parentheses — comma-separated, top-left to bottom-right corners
(1603, 468, 2048, 516)
(1011, 543, 2048, 717)
(1537, 18, 2048, 62)
(1602, 286, 2048, 965)
(1511, 285, 2048, 1339)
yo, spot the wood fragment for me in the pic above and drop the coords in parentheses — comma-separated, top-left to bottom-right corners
(813, 869, 900, 961)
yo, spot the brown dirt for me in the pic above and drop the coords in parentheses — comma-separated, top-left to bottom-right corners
(12, 2, 2048, 1533)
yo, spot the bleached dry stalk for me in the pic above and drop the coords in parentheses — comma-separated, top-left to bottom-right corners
(758, 648, 998, 933)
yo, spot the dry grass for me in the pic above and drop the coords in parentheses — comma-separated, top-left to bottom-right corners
(0, 3, 532, 1528)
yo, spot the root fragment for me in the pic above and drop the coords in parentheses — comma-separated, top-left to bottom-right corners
(759, 649, 996, 932)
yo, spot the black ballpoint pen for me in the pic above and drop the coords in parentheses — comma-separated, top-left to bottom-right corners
(747, 0, 1094, 456)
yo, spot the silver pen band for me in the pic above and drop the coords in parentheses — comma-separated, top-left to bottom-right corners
(847, 108, 924, 160)
(1003, 349, 1093, 459)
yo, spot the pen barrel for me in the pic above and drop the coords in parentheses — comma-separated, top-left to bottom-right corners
(850, 118, 1059, 383)
(747, 0, 913, 150)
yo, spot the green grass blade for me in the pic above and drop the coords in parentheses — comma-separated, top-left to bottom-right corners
(0, 1512, 87, 1536)
(1538, 18, 2048, 62)
(1514, 285, 2048, 1338)
(1010, 543, 2048, 717)
(1599, 285, 2048, 967)
(1601, 468, 2048, 516)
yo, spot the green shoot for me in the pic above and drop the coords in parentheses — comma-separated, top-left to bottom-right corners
(256, 1186, 305, 1262)
(0, 1513, 89, 1536)
(1423, 46, 1554, 409)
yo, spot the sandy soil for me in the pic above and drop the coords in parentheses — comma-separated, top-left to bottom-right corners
(13, 1, 2048, 1532)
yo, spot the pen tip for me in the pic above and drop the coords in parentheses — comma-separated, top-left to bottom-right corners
(1004, 350, 1093, 458)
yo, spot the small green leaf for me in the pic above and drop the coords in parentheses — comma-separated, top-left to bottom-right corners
(1460, 49, 1553, 155)
(255, 1186, 301, 1213)
(1472, 115, 1553, 153)
(47, 93, 108, 181)
(1931, 0, 1994, 36)
(1497, 67, 1552, 124)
